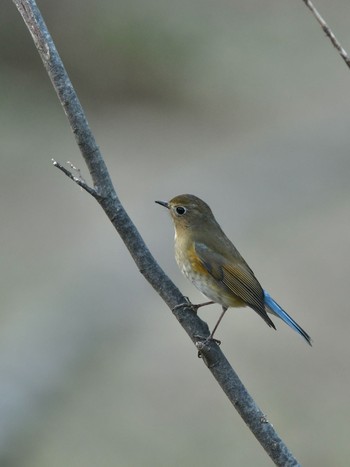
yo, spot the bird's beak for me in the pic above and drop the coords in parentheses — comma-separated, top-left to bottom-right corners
(155, 200, 169, 209)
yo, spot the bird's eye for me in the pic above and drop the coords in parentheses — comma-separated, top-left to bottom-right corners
(175, 206, 186, 215)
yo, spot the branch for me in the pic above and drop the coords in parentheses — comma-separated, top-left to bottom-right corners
(13, 1, 301, 465)
(51, 159, 101, 199)
(302, 0, 350, 69)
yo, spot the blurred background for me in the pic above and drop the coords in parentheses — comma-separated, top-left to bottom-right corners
(1, 0, 350, 465)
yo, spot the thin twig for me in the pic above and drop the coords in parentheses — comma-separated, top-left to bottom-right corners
(13, 1, 302, 465)
(302, 0, 350, 69)
(52, 159, 101, 199)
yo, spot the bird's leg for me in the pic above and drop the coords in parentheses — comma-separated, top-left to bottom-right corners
(192, 301, 215, 312)
(207, 306, 228, 341)
(195, 306, 228, 353)
(172, 299, 215, 313)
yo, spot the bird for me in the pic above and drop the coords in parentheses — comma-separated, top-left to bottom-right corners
(155, 194, 311, 346)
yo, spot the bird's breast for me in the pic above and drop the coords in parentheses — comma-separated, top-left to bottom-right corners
(174, 238, 243, 308)
(174, 238, 207, 279)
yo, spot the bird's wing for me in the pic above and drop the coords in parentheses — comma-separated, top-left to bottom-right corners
(195, 242, 276, 329)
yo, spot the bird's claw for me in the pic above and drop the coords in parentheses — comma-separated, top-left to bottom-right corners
(194, 334, 221, 358)
(194, 333, 221, 345)
(172, 299, 215, 313)
(172, 297, 198, 313)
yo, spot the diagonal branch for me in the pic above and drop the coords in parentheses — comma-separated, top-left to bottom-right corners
(51, 159, 101, 199)
(302, 0, 350, 69)
(13, 1, 301, 465)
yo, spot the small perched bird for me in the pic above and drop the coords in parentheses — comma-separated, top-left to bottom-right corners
(156, 194, 311, 346)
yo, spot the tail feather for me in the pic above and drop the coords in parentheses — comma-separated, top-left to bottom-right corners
(264, 291, 312, 346)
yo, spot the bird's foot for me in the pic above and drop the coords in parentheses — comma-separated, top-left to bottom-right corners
(194, 334, 221, 358)
(172, 299, 215, 313)
(172, 296, 194, 312)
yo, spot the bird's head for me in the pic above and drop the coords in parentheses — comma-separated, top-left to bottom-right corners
(155, 194, 215, 230)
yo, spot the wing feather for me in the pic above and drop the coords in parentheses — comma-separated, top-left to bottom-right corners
(195, 242, 276, 329)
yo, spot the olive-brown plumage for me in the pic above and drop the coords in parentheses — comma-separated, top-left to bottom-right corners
(156, 194, 311, 345)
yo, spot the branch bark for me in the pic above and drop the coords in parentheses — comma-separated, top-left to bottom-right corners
(302, 0, 350, 69)
(13, 1, 302, 465)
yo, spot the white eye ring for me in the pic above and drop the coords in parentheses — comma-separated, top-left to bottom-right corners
(175, 206, 186, 215)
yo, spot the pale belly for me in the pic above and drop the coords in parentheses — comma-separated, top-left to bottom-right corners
(176, 250, 244, 309)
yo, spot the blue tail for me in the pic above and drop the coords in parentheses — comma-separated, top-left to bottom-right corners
(264, 291, 312, 346)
